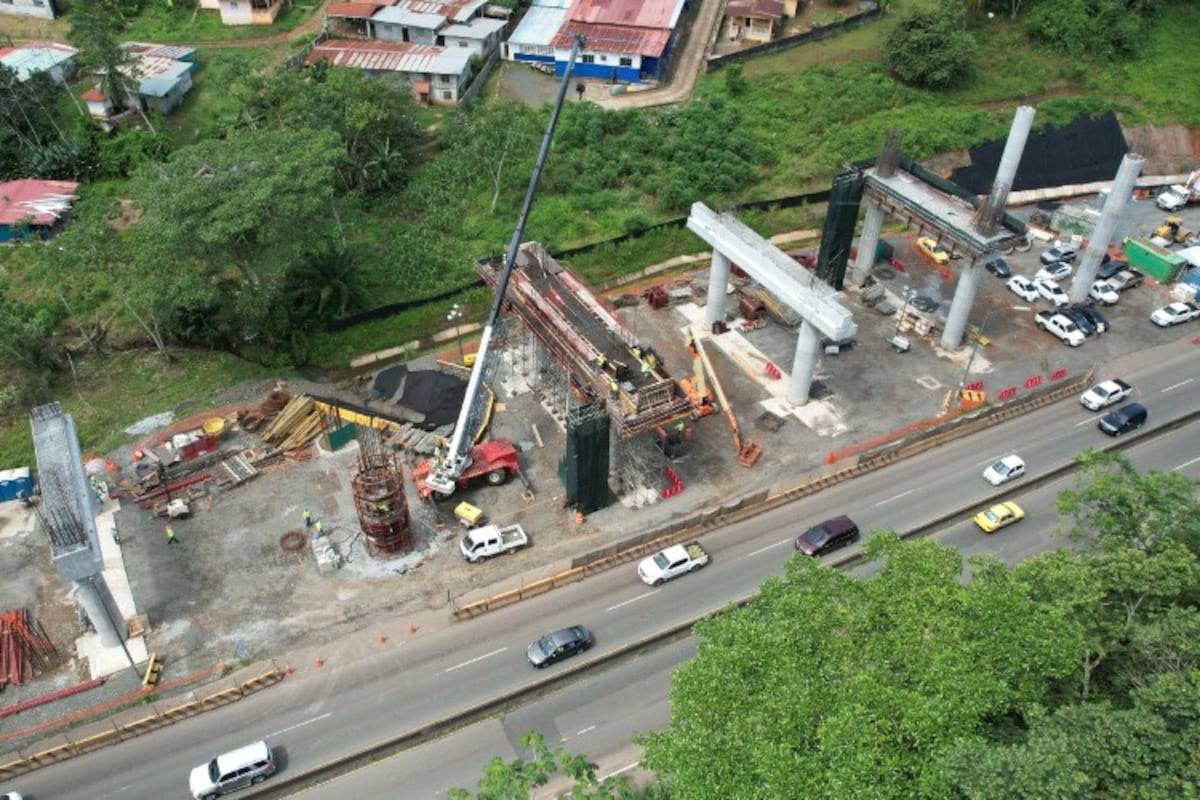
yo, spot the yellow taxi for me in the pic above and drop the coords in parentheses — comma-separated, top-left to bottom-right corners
(973, 501, 1025, 533)
(916, 236, 951, 266)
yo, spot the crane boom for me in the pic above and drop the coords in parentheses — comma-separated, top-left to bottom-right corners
(687, 325, 762, 468)
(424, 36, 585, 497)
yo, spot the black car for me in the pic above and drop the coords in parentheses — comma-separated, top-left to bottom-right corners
(983, 256, 1012, 278)
(1060, 307, 1098, 337)
(1098, 403, 1147, 436)
(527, 625, 594, 668)
(1071, 304, 1110, 333)
(1096, 257, 1125, 280)
(795, 515, 860, 557)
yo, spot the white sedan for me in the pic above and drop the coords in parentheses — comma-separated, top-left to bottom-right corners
(1035, 262, 1072, 283)
(1089, 280, 1119, 306)
(1150, 301, 1200, 327)
(1006, 275, 1040, 302)
(983, 454, 1026, 486)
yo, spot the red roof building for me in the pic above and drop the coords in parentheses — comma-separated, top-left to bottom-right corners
(0, 179, 80, 242)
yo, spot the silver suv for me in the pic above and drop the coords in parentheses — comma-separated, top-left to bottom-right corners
(190, 740, 276, 799)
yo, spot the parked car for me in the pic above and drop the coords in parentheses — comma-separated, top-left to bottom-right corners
(1098, 402, 1148, 436)
(527, 625, 594, 668)
(1006, 275, 1040, 302)
(1096, 257, 1125, 280)
(983, 255, 1012, 278)
(1080, 378, 1132, 411)
(1107, 268, 1144, 292)
(795, 515, 860, 557)
(916, 236, 951, 266)
(974, 501, 1025, 533)
(1150, 301, 1200, 327)
(1060, 306, 1098, 337)
(1035, 278, 1069, 307)
(1035, 262, 1073, 283)
(1072, 304, 1110, 333)
(1040, 244, 1078, 265)
(1089, 280, 1119, 306)
(983, 454, 1025, 486)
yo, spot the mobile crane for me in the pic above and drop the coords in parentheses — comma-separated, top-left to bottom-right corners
(416, 36, 585, 500)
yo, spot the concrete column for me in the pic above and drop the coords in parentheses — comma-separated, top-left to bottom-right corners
(72, 575, 126, 647)
(849, 199, 887, 286)
(1070, 153, 1144, 303)
(978, 106, 1035, 237)
(705, 249, 731, 329)
(787, 320, 821, 405)
(940, 261, 984, 349)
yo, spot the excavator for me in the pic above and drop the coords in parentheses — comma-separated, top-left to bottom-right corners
(415, 36, 585, 500)
(680, 326, 762, 468)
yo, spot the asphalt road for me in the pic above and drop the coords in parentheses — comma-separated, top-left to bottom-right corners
(11, 339, 1198, 800)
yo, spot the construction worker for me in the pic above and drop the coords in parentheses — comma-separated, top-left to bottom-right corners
(609, 378, 619, 399)
(165, 524, 177, 545)
(595, 354, 607, 372)
(303, 508, 312, 528)
(641, 359, 652, 376)
(314, 519, 324, 536)
(631, 344, 642, 360)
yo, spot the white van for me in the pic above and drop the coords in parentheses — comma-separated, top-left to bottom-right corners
(189, 740, 276, 799)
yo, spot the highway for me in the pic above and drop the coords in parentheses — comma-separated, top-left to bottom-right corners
(12, 342, 1198, 800)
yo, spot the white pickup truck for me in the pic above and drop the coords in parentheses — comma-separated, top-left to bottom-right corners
(1035, 310, 1085, 347)
(460, 523, 528, 563)
(638, 542, 709, 586)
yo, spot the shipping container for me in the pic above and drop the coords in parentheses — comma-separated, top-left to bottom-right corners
(1122, 237, 1185, 283)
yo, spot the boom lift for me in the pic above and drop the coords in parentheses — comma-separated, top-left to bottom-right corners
(416, 36, 585, 500)
(685, 326, 762, 468)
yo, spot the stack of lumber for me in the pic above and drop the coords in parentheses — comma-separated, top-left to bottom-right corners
(259, 395, 324, 450)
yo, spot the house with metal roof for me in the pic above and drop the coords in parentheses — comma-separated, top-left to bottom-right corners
(504, 0, 571, 65)
(0, 179, 79, 243)
(369, 0, 489, 44)
(85, 43, 200, 129)
(0, 41, 78, 83)
(517, 0, 684, 83)
(0, 0, 58, 20)
(724, 0, 784, 43)
(306, 39, 474, 105)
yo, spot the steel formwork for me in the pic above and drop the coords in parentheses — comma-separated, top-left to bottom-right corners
(351, 429, 413, 557)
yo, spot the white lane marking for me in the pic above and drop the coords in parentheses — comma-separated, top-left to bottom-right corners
(874, 489, 914, 507)
(1175, 455, 1200, 471)
(745, 539, 792, 557)
(607, 591, 658, 612)
(268, 713, 332, 737)
(1163, 378, 1194, 392)
(577, 725, 596, 736)
(602, 762, 640, 779)
(444, 647, 506, 672)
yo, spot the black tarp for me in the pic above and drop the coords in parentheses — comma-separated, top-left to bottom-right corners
(952, 112, 1128, 195)
(370, 365, 467, 430)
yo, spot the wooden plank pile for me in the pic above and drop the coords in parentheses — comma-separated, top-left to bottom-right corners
(260, 395, 325, 451)
(1, 608, 56, 689)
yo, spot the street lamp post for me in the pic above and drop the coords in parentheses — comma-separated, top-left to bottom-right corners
(447, 304, 465, 364)
(895, 286, 915, 337)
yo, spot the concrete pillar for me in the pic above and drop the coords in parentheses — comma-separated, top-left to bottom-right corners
(978, 106, 1035, 237)
(705, 249, 731, 329)
(849, 199, 887, 287)
(787, 320, 821, 405)
(72, 575, 126, 647)
(1070, 153, 1144, 304)
(940, 261, 984, 349)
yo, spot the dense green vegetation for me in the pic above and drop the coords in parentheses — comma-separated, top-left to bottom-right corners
(448, 453, 1200, 798)
(1, 0, 1197, 465)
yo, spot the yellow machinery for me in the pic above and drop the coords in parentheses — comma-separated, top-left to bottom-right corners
(684, 326, 762, 468)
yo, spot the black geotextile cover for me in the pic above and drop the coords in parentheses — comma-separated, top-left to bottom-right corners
(952, 112, 1128, 195)
(370, 365, 467, 430)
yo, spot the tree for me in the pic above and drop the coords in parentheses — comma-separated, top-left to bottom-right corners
(126, 127, 343, 353)
(1057, 449, 1200, 554)
(883, 4, 976, 89)
(447, 731, 638, 799)
(69, 0, 157, 134)
(1025, 0, 1147, 60)
(446, 101, 540, 214)
(639, 536, 1080, 799)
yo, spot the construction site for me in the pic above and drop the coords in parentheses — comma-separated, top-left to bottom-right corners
(2, 99, 1199, 759)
